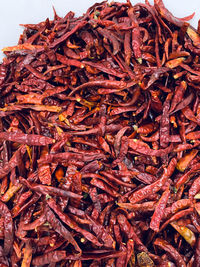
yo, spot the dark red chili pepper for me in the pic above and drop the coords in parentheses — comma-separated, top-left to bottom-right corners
(160, 94, 171, 148)
(0, 145, 26, 179)
(160, 207, 194, 231)
(170, 81, 187, 112)
(117, 213, 147, 252)
(19, 177, 82, 199)
(45, 205, 82, 256)
(32, 250, 67, 265)
(50, 20, 87, 48)
(85, 214, 116, 248)
(129, 168, 168, 203)
(0, 0, 200, 265)
(0, 201, 13, 255)
(150, 186, 170, 232)
(0, 132, 55, 146)
(47, 198, 103, 247)
(90, 178, 120, 198)
(154, 238, 186, 267)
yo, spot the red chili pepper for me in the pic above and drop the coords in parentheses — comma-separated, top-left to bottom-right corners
(160, 207, 194, 231)
(117, 213, 147, 252)
(20, 177, 82, 199)
(170, 81, 187, 112)
(170, 93, 194, 114)
(45, 205, 82, 256)
(150, 186, 170, 232)
(47, 198, 102, 247)
(175, 163, 200, 190)
(154, 238, 186, 267)
(117, 201, 156, 212)
(0, 201, 13, 255)
(0, 132, 55, 146)
(124, 31, 132, 65)
(129, 168, 168, 203)
(0, 0, 200, 264)
(97, 27, 120, 56)
(21, 241, 32, 267)
(50, 20, 87, 48)
(186, 131, 200, 140)
(32, 250, 67, 265)
(189, 176, 200, 199)
(176, 149, 198, 172)
(160, 94, 171, 148)
(129, 139, 173, 157)
(0, 145, 26, 179)
(193, 237, 200, 266)
(38, 146, 51, 185)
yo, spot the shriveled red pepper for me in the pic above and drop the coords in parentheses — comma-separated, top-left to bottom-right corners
(0, 0, 200, 265)
(154, 238, 186, 267)
(0, 201, 13, 255)
(129, 168, 168, 203)
(150, 186, 170, 232)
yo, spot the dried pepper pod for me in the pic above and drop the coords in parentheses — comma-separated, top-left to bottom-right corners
(0, 0, 200, 265)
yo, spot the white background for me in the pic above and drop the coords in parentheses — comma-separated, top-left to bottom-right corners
(0, 0, 199, 62)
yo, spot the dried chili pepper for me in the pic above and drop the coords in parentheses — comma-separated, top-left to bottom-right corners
(0, 0, 200, 265)
(154, 238, 186, 267)
(0, 132, 55, 146)
(0, 201, 13, 255)
(150, 186, 170, 232)
(128, 168, 168, 203)
(45, 205, 82, 256)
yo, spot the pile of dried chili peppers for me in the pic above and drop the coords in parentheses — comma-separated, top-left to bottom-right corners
(0, 0, 200, 266)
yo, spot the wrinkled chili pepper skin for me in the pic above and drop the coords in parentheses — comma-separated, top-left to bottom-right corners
(128, 168, 168, 203)
(160, 95, 171, 148)
(1, 0, 200, 266)
(32, 251, 67, 265)
(150, 187, 170, 232)
(154, 238, 186, 267)
(45, 205, 82, 256)
(0, 201, 13, 256)
(0, 132, 55, 146)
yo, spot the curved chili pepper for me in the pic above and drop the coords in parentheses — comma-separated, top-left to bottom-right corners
(150, 186, 170, 232)
(19, 177, 82, 199)
(189, 176, 200, 199)
(32, 250, 67, 265)
(0, 201, 13, 255)
(47, 198, 103, 247)
(45, 205, 82, 256)
(0, 145, 26, 179)
(129, 168, 168, 203)
(154, 238, 186, 267)
(117, 213, 147, 252)
(129, 139, 173, 157)
(160, 207, 194, 231)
